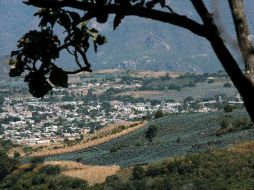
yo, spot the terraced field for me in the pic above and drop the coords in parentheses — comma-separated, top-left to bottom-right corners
(44, 109, 254, 167)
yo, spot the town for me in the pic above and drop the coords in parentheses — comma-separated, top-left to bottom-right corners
(0, 70, 243, 146)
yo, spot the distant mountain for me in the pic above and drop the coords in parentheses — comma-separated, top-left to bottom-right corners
(0, 0, 254, 73)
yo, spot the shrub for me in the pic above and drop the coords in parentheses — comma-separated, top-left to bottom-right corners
(154, 110, 164, 119)
(110, 144, 127, 153)
(224, 104, 234, 112)
(166, 160, 193, 175)
(146, 165, 166, 177)
(48, 176, 88, 190)
(215, 119, 233, 136)
(145, 125, 157, 142)
(32, 174, 46, 185)
(30, 157, 44, 167)
(131, 165, 145, 180)
(220, 118, 232, 129)
(0, 150, 17, 182)
(14, 151, 20, 158)
(223, 83, 232, 88)
(235, 117, 252, 128)
(76, 157, 83, 162)
(105, 175, 120, 184)
(39, 165, 61, 175)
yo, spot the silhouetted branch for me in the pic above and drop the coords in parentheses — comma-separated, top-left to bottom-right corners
(24, 0, 207, 37)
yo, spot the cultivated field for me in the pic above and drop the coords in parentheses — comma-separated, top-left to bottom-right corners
(117, 81, 237, 101)
(43, 109, 254, 167)
(130, 71, 183, 78)
(29, 121, 145, 157)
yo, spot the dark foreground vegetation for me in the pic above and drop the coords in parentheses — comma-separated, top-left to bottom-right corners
(0, 139, 87, 190)
(94, 147, 254, 190)
(1, 140, 254, 190)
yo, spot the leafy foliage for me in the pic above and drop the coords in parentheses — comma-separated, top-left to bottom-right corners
(0, 163, 88, 190)
(10, 0, 176, 97)
(93, 149, 254, 190)
(39, 165, 61, 175)
(131, 165, 145, 180)
(0, 150, 17, 181)
(30, 157, 45, 167)
(224, 104, 234, 112)
(145, 124, 157, 142)
(154, 109, 164, 119)
(215, 116, 253, 136)
(10, 7, 108, 97)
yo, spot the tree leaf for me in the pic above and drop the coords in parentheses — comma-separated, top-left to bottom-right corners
(93, 42, 98, 53)
(96, 13, 108, 24)
(49, 67, 68, 88)
(68, 11, 81, 24)
(26, 72, 53, 98)
(145, 1, 155, 9)
(9, 67, 23, 77)
(113, 14, 125, 30)
(159, 0, 165, 7)
(58, 12, 71, 30)
(95, 35, 107, 45)
(11, 51, 20, 57)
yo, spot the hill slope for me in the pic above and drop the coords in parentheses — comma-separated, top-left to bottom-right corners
(43, 109, 254, 167)
(94, 141, 254, 189)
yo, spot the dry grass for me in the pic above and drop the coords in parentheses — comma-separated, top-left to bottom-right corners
(87, 121, 141, 139)
(62, 165, 120, 185)
(30, 121, 146, 157)
(228, 140, 254, 154)
(8, 147, 26, 157)
(18, 163, 32, 170)
(43, 161, 120, 186)
(94, 69, 125, 74)
(130, 71, 183, 78)
(116, 90, 171, 100)
(44, 160, 88, 170)
(117, 90, 164, 97)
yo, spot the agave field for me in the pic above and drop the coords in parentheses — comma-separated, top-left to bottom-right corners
(44, 109, 254, 167)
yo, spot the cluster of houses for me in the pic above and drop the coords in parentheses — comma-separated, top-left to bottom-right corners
(0, 96, 183, 145)
(0, 75, 243, 146)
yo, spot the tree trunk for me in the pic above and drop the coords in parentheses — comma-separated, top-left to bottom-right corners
(191, 0, 254, 122)
(228, 0, 254, 82)
(207, 25, 254, 123)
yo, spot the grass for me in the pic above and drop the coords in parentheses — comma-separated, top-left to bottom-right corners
(228, 140, 254, 154)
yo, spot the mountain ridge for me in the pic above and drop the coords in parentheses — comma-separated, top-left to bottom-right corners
(0, 0, 254, 72)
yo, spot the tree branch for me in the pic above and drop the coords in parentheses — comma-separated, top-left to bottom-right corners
(24, 0, 207, 37)
(228, 0, 254, 79)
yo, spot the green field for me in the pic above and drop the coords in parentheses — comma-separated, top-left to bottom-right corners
(117, 79, 237, 101)
(44, 109, 254, 167)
